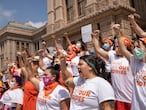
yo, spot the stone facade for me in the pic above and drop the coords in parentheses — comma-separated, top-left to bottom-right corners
(44, 0, 146, 48)
(0, 21, 47, 70)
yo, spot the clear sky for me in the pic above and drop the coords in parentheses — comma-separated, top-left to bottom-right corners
(0, 0, 48, 28)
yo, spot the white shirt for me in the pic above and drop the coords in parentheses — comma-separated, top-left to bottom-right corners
(66, 56, 80, 77)
(130, 56, 146, 110)
(36, 81, 70, 110)
(70, 77, 115, 110)
(70, 56, 80, 77)
(108, 51, 133, 103)
(43, 57, 52, 68)
(0, 88, 23, 107)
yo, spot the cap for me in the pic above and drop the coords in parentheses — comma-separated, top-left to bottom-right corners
(102, 38, 113, 46)
(67, 45, 80, 53)
(140, 38, 146, 44)
(121, 37, 132, 48)
(33, 56, 40, 62)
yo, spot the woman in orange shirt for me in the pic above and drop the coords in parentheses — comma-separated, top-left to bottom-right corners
(22, 56, 39, 110)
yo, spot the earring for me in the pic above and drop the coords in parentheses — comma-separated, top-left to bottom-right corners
(89, 67, 92, 70)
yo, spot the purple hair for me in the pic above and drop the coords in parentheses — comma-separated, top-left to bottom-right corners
(13, 75, 22, 86)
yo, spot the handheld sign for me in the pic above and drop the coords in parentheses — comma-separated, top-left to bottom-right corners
(81, 24, 92, 43)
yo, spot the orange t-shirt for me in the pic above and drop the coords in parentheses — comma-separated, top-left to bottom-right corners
(23, 80, 38, 110)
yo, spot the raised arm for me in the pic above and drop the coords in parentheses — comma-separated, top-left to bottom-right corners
(64, 32, 72, 46)
(91, 30, 109, 60)
(52, 35, 59, 51)
(128, 14, 146, 37)
(59, 52, 74, 88)
(51, 35, 64, 56)
(112, 24, 132, 61)
(20, 51, 40, 91)
(41, 40, 53, 60)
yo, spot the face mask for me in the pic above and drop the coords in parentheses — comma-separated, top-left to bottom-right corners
(76, 43, 81, 48)
(90, 49, 95, 55)
(62, 50, 67, 56)
(43, 76, 52, 86)
(9, 81, 15, 88)
(133, 48, 145, 60)
(53, 64, 60, 70)
(102, 43, 110, 50)
(52, 51, 57, 57)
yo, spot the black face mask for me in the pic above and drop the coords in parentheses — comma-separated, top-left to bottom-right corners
(53, 64, 60, 70)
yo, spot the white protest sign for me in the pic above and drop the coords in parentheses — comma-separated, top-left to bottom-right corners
(81, 24, 92, 43)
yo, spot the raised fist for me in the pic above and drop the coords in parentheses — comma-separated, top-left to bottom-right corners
(91, 30, 100, 38)
(128, 14, 135, 21)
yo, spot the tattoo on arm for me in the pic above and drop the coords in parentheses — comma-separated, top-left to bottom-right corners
(100, 100, 115, 110)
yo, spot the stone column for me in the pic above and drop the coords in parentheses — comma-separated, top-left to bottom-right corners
(19, 41, 21, 52)
(54, 0, 65, 30)
(63, 0, 67, 24)
(3, 41, 7, 61)
(3, 40, 9, 68)
(6, 40, 10, 60)
(29, 43, 34, 55)
(74, 0, 79, 19)
(85, 0, 97, 15)
(11, 41, 16, 62)
(47, 0, 55, 33)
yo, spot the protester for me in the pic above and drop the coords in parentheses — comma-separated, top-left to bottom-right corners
(91, 30, 133, 110)
(0, 79, 5, 110)
(24, 56, 70, 110)
(128, 14, 146, 37)
(101, 38, 114, 82)
(102, 38, 113, 51)
(2, 13, 146, 110)
(0, 75, 23, 110)
(63, 33, 80, 77)
(22, 55, 39, 110)
(60, 53, 115, 110)
(113, 22, 146, 110)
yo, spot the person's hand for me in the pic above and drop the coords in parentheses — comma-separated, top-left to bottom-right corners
(112, 24, 121, 36)
(21, 51, 27, 56)
(128, 14, 135, 22)
(51, 35, 56, 39)
(39, 57, 46, 71)
(17, 52, 22, 56)
(63, 32, 68, 38)
(42, 41, 46, 45)
(26, 57, 33, 61)
(42, 41, 46, 49)
(37, 49, 44, 53)
(91, 30, 100, 38)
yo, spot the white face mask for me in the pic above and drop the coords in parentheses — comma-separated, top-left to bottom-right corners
(76, 43, 81, 48)
(9, 81, 15, 88)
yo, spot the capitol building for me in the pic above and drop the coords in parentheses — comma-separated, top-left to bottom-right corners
(0, 0, 146, 70)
